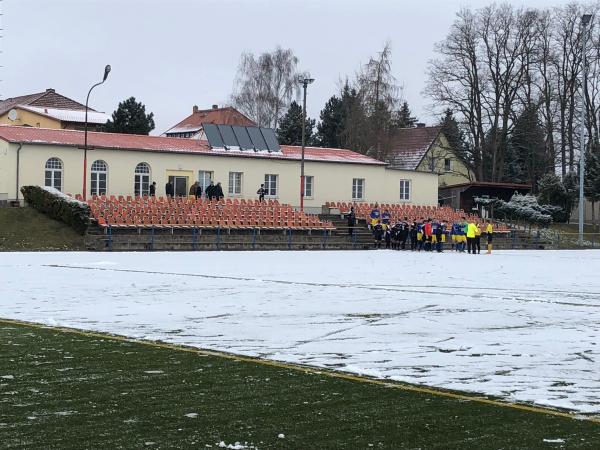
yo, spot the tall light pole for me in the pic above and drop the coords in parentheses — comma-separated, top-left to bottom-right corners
(298, 76, 314, 211)
(579, 14, 592, 246)
(83, 64, 111, 201)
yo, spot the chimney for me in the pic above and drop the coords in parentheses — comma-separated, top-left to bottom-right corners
(193, 105, 199, 114)
(46, 88, 55, 93)
(416, 122, 426, 128)
(212, 104, 218, 110)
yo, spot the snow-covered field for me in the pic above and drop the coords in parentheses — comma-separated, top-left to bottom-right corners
(1, 250, 599, 415)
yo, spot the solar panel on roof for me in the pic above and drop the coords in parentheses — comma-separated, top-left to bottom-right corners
(218, 125, 239, 148)
(203, 123, 224, 148)
(247, 126, 268, 151)
(232, 126, 254, 151)
(260, 128, 280, 152)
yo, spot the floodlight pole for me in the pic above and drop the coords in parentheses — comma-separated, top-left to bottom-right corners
(83, 64, 111, 201)
(299, 77, 314, 211)
(579, 15, 592, 246)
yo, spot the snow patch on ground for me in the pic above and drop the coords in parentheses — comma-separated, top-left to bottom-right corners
(1, 250, 599, 415)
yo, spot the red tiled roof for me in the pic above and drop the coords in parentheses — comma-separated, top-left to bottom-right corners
(388, 126, 442, 170)
(0, 125, 385, 165)
(164, 107, 256, 135)
(0, 89, 91, 116)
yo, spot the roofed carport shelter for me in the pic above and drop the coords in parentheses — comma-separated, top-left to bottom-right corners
(439, 181, 531, 214)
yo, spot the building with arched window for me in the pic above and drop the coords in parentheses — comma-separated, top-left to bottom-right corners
(44, 157, 63, 191)
(91, 160, 108, 196)
(0, 125, 438, 210)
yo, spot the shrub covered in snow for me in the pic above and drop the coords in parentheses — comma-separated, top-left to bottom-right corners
(475, 193, 558, 226)
(20, 185, 91, 234)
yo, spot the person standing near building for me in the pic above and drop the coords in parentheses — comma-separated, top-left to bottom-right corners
(165, 181, 174, 198)
(149, 181, 156, 197)
(205, 181, 215, 200)
(346, 206, 356, 237)
(257, 184, 266, 202)
(485, 219, 494, 254)
(214, 182, 224, 200)
(195, 182, 203, 199)
(189, 181, 199, 199)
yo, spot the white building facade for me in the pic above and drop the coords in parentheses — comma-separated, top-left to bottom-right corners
(0, 126, 439, 211)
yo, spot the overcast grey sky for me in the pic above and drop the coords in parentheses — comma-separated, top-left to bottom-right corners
(3, 0, 575, 135)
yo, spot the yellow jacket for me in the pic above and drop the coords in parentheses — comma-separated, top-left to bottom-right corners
(486, 223, 493, 234)
(467, 222, 478, 238)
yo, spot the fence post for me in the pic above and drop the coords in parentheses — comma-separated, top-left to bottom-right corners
(535, 230, 540, 248)
(107, 225, 113, 251)
(192, 227, 197, 251)
(322, 229, 329, 249)
(288, 228, 292, 250)
(511, 230, 516, 249)
(150, 226, 155, 251)
(216, 226, 221, 250)
(252, 228, 257, 250)
(352, 226, 357, 249)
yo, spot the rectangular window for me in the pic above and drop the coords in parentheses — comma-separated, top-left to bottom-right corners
(228, 172, 243, 195)
(91, 172, 107, 196)
(444, 158, 452, 172)
(304, 176, 313, 198)
(264, 174, 278, 197)
(198, 170, 213, 194)
(352, 178, 365, 200)
(400, 179, 411, 201)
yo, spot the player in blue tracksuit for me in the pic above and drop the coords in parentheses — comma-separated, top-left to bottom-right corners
(369, 205, 381, 231)
(451, 222, 464, 252)
(381, 210, 391, 226)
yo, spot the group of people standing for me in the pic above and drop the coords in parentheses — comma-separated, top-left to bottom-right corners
(346, 204, 494, 254)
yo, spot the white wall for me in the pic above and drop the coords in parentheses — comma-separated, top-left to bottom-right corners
(3, 142, 439, 207)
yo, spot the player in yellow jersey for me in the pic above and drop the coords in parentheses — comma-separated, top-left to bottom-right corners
(485, 219, 493, 254)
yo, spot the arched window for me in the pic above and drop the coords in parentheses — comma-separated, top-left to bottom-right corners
(45, 158, 63, 191)
(134, 162, 151, 197)
(91, 160, 108, 196)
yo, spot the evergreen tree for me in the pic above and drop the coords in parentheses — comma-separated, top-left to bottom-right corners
(276, 101, 315, 146)
(439, 108, 471, 171)
(316, 95, 344, 148)
(394, 101, 418, 128)
(584, 141, 600, 227)
(504, 106, 549, 191)
(337, 82, 364, 151)
(104, 97, 155, 135)
(537, 172, 577, 223)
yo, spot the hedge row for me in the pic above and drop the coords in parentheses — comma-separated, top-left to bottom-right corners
(20, 186, 91, 235)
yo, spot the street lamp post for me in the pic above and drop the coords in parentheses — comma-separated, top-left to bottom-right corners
(579, 15, 592, 246)
(83, 64, 111, 201)
(298, 76, 314, 211)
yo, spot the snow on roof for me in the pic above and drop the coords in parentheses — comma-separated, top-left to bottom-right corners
(19, 105, 110, 124)
(0, 125, 386, 166)
(388, 126, 442, 170)
(163, 125, 202, 134)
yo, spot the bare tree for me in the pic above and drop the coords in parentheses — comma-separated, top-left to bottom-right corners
(231, 47, 303, 128)
(425, 2, 600, 183)
(355, 42, 401, 161)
